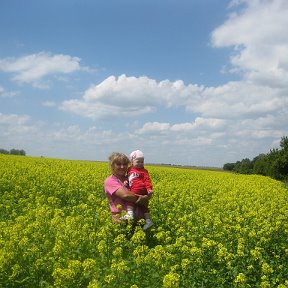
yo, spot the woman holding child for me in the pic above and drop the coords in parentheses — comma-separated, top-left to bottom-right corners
(103, 152, 151, 224)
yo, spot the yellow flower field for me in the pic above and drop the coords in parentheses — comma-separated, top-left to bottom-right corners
(0, 154, 287, 287)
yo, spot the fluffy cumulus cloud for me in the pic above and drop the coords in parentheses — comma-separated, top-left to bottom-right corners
(0, 113, 39, 148)
(0, 85, 17, 97)
(137, 118, 226, 135)
(60, 72, 286, 134)
(0, 52, 84, 88)
(211, 0, 288, 86)
(60, 75, 203, 119)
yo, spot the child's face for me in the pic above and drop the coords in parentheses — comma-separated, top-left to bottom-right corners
(133, 157, 144, 169)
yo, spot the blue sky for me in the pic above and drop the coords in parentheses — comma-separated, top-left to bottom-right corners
(1, 0, 287, 167)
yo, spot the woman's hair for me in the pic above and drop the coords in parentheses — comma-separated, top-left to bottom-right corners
(108, 152, 130, 167)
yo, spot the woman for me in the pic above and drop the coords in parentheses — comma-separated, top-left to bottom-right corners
(104, 152, 151, 222)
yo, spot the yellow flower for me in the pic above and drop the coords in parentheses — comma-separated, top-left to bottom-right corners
(131, 230, 146, 245)
(82, 258, 96, 274)
(97, 240, 106, 255)
(104, 274, 116, 284)
(163, 271, 180, 288)
(9, 264, 21, 280)
(133, 245, 149, 257)
(261, 262, 273, 274)
(87, 279, 101, 288)
(181, 258, 190, 271)
(112, 247, 123, 257)
(250, 247, 263, 260)
(111, 259, 129, 273)
(234, 273, 246, 284)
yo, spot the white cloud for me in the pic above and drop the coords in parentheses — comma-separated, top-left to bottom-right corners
(61, 98, 155, 120)
(0, 52, 86, 88)
(0, 112, 127, 160)
(137, 118, 226, 135)
(193, 81, 285, 118)
(211, 0, 288, 87)
(0, 113, 39, 146)
(137, 122, 171, 134)
(60, 74, 204, 119)
(0, 85, 17, 97)
(0, 113, 31, 126)
(42, 101, 57, 107)
(61, 73, 285, 125)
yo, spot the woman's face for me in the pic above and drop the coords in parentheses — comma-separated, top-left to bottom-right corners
(112, 161, 128, 177)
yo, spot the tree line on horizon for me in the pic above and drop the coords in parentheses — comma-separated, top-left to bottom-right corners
(223, 136, 288, 182)
(0, 148, 26, 156)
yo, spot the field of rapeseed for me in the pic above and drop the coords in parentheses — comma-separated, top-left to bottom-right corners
(0, 154, 287, 287)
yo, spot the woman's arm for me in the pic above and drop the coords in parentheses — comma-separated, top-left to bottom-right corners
(114, 186, 149, 206)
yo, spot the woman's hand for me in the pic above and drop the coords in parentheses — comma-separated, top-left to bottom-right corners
(135, 195, 149, 206)
(147, 190, 153, 199)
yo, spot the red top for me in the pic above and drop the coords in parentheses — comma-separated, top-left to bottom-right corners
(127, 166, 153, 194)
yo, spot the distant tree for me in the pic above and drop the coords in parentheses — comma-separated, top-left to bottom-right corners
(222, 135, 288, 182)
(252, 154, 268, 176)
(8, 149, 26, 156)
(280, 136, 288, 151)
(19, 149, 26, 156)
(236, 158, 253, 174)
(273, 155, 288, 180)
(271, 136, 288, 180)
(0, 149, 9, 155)
(10, 149, 19, 155)
(223, 162, 235, 171)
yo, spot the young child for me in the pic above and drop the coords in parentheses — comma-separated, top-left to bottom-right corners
(123, 150, 154, 230)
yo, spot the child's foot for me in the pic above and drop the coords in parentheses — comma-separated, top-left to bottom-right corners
(143, 219, 153, 230)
